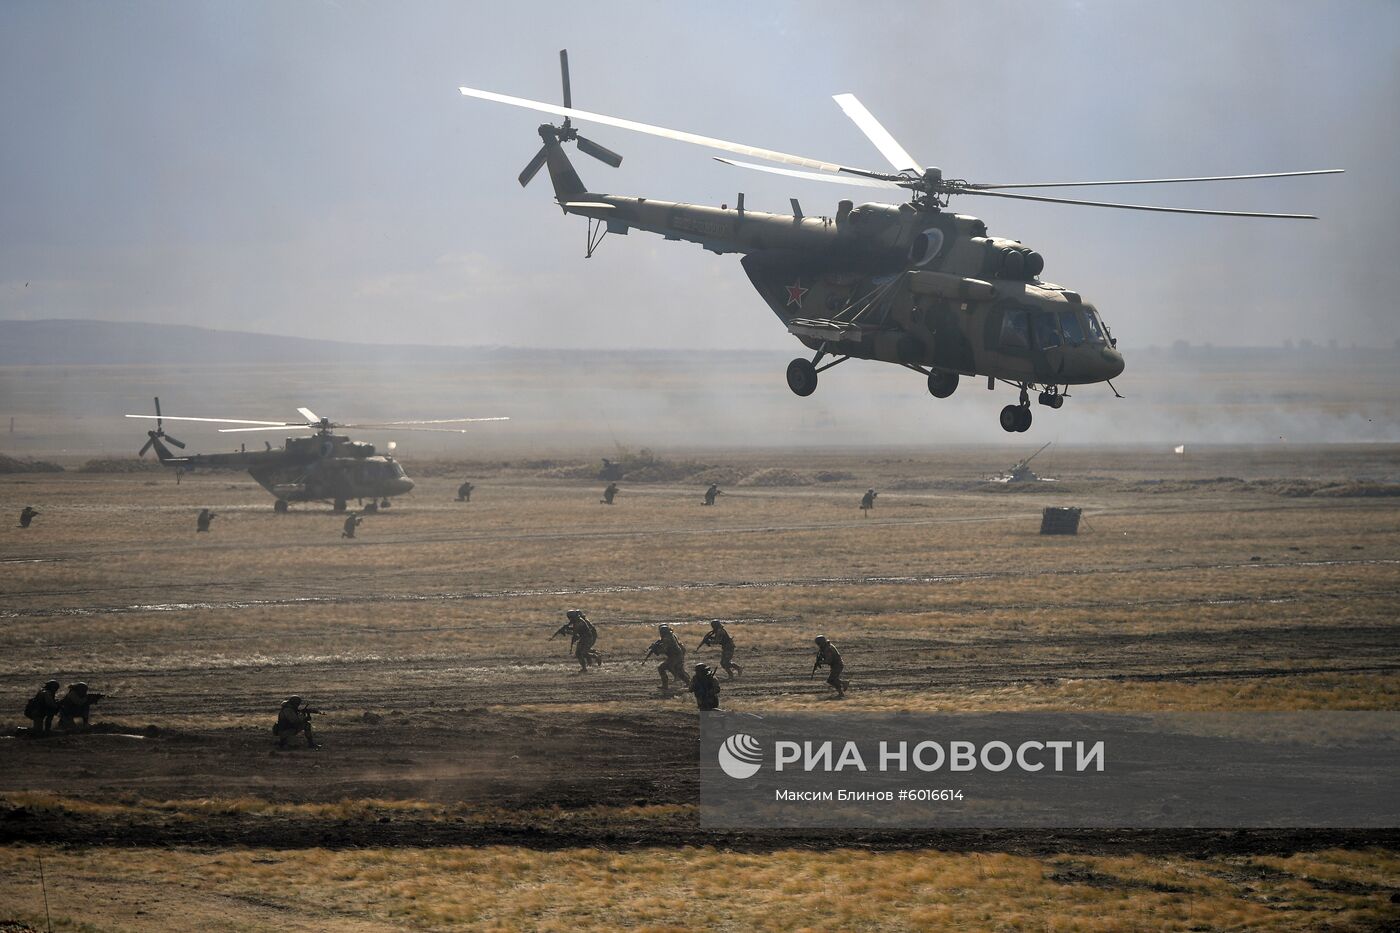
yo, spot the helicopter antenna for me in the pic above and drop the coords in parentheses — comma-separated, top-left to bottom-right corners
(514, 50, 624, 188)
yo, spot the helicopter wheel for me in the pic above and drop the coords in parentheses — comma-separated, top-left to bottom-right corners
(363, 502, 379, 515)
(927, 370, 959, 399)
(380, 499, 391, 509)
(786, 358, 818, 397)
(274, 499, 289, 514)
(1000, 404, 1033, 433)
(333, 498, 348, 513)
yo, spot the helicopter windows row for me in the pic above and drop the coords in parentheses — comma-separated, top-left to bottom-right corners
(999, 309, 1030, 349)
(1033, 313, 1061, 350)
(1059, 310, 1085, 345)
(1083, 309, 1105, 343)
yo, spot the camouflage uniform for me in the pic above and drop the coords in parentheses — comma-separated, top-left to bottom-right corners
(342, 514, 362, 538)
(690, 663, 721, 711)
(601, 483, 619, 505)
(57, 683, 103, 729)
(698, 619, 742, 679)
(274, 696, 319, 748)
(554, 610, 601, 672)
(703, 484, 721, 506)
(24, 680, 60, 735)
(19, 506, 38, 528)
(197, 509, 216, 532)
(647, 625, 691, 689)
(813, 636, 847, 697)
(456, 482, 474, 502)
(860, 489, 877, 516)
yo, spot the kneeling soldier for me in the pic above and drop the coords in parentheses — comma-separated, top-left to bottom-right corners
(690, 663, 721, 711)
(274, 696, 321, 748)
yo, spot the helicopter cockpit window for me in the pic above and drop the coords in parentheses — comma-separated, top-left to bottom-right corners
(1058, 310, 1085, 346)
(1032, 312, 1061, 350)
(1083, 309, 1106, 343)
(999, 309, 1030, 350)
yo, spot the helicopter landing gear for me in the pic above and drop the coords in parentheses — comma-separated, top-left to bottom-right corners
(927, 370, 959, 399)
(333, 498, 348, 513)
(274, 499, 289, 514)
(786, 347, 849, 398)
(1038, 389, 1065, 409)
(363, 501, 379, 515)
(999, 404, 1032, 433)
(380, 499, 391, 509)
(786, 358, 818, 397)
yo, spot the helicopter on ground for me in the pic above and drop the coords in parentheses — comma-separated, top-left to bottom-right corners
(126, 399, 507, 512)
(459, 52, 1341, 433)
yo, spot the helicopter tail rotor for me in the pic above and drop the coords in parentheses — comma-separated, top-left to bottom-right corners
(138, 396, 185, 457)
(516, 49, 623, 187)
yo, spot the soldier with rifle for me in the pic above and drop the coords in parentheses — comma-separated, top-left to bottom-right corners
(811, 635, 848, 698)
(689, 663, 721, 711)
(552, 609, 601, 672)
(601, 482, 619, 505)
(274, 696, 322, 748)
(342, 512, 363, 539)
(23, 680, 61, 735)
(19, 506, 38, 528)
(860, 489, 877, 517)
(644, 623, 691, 690)
(697, 619, 743, 679)
(702, 484, 722, 506)
(456, 481, 474, 502)
(197, 508, 217, 532)
(57, 682, 104, 729)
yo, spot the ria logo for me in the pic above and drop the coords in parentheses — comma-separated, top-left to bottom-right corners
(718, 733, 764, 780)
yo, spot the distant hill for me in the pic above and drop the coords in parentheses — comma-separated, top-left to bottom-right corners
(0, 319, 500, 365)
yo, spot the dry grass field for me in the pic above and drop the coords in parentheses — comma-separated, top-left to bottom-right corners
(2, 444, 1398, 930)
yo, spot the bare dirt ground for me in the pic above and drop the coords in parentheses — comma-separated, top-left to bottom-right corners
(1, 444, 1398, 930)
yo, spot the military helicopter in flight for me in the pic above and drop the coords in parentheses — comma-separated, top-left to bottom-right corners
(459, 52, 1341, 432)
(126, 398, 507, 512)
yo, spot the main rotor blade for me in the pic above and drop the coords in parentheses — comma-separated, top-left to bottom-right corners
(519, 145, 549, 187)
(576, 134, 623, 168)
(959, 188, 1319, 219)
(968, 169, 1345, 190)
(297, 407, 320, 423)
(343, 417, 511, 426)
(714, 157, 902, 188)
(218, 425, 311, 434)
(832, 93, 920, 173)
(559, 49, 571, 109)
(459, 85, 868, 175)
(125, 414, 295, 426)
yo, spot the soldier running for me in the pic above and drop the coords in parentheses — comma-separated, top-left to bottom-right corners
(274, 696, 321, 748)
(812, 635, 848, 698)
(19, 506, 38, 528)
(860, 489, 877, 517)
(342, 512, 363, 539)
(456, 481, 474, 502)
(698, 619, 743, 679)
(56, 682, 104, 729)
(553, 609, 602, 672)
(601, 482, 619, 505)
(196, 508, 217, 532)
(645, 623, 691, 690)
(689, 663, 721, 711)
(23, 680, 61, 735)
(703, 484, 722, 506)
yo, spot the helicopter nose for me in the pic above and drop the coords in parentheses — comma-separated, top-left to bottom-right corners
(1099, 347, 1125, 380)
(396, 478, 415, 495)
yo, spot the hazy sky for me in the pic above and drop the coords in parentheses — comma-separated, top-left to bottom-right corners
(2, 0, 1397, 351)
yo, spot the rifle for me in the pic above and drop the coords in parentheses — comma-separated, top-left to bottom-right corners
(810, 658, 823, 679)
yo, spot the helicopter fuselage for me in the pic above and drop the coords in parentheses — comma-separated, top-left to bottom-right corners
(148, 432, 415, 506)
(561, 191, 1125, 389)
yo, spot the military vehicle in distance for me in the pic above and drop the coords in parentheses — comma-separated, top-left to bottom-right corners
(990, 442, 1055, 484)
(127, 399, 506, 512)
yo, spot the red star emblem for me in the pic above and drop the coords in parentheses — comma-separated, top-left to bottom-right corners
(784, 281, 809, 308)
